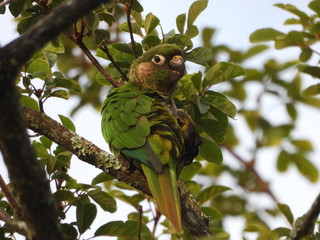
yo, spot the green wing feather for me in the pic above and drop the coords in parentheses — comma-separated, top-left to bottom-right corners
(102, 82, 185, 233)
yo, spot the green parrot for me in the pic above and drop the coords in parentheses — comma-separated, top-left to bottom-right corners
(101, 44, 201, 233)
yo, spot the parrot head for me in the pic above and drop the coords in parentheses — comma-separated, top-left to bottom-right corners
(129, 44, 185, 98)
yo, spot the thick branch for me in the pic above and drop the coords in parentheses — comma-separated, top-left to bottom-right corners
(0, 0, 111, 239)
(23, 107, 210, 238)
(290, 192, 320, 240)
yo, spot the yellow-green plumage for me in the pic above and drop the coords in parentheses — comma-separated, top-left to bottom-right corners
(101, 44, 200, 233)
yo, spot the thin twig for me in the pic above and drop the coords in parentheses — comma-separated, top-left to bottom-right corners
(64, 31, 121, 88)
(223, 144, 278, 202)
(125, 0, 138, 58)
(99, 41, 129, 82)
(152, 210, 161, 236)
(0, 175, 23, 219)
(0, 209, 28, 237)
(138, 205, 143, 240)
(0, 0, 15, 8)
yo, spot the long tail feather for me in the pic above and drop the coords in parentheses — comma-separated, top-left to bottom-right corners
(142, 164, 182, 233)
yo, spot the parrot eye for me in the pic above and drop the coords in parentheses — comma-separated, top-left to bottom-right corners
(152, 54, 166, 65)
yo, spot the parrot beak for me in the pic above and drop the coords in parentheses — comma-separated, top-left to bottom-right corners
(169, 55, 185, 80)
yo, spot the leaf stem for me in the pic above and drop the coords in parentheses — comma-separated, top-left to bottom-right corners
(64, 31, 121, 88)
(125, 0, 138, 58)
(99, 41, 129, 82)
(0, 175, 23, 219)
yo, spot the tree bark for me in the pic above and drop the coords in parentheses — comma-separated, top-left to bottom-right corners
(23, 106, 211, 238)
(0, 0, 111, 239)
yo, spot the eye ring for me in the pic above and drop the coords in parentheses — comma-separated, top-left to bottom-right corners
(152, 54, 166, 65)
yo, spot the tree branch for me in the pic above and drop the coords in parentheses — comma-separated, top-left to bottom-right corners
(0, 0, 112, 239)
(223, 144, 278, 202)
(23, 106, 210, 238)
(64, 31, 122, 88)
(0, 175, 23, 220)
(290, 192, 320, 240)
(0, 209, 29, 237)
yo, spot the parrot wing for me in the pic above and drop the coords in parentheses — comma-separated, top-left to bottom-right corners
(101, 82, 184, 232)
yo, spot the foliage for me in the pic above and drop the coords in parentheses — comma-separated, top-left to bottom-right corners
(0, 0, 320, 239)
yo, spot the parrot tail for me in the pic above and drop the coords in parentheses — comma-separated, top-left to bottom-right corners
(141, 164, 182, 233)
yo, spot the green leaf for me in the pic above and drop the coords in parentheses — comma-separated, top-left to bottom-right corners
(76, 202, 97, 234)
(180, 162, 202, 181)
(131, 0, 144, 12)
(303, 84, 320, 97)
(205, 91, 237, 118)
(271, 227, 291, 238)
(250, 28, 285, 43)
(200, 207, 222, 220)
(298, 64, 320, 78)
(191, 71, 202, 91)
(91, 172, 114, 185)
(32, 141, 48, 159)
(142, 35, 161, 49)
(109, 190, 144, 209)
(119, 22, 143, 37)
(299, 48, 312, 62)
(185, 47, 212, 64)
(274, 3, 309, 20)
(202, 27, 215, 47)
(17, 15, 40, 34)
(53, 73, 82, 93)
(9, 0, 26, 17)
(286, 103, 298, 121)
(199, 138, 223, 164)
(97, 12, 115, 26)
(40, 136, 52, 149)
(198, 118, 226, 144)
(294, 154, 319, 182)
(166, 34, 193, 50)
(27, 58, 50, 78)
(53, 190, 75, 202)
(111, 43, 133, 55)
(195, 185, 230, 205)
(61, 223, 78, 240)
(144, 13, 159, 34)
(291, 139, 313, 151)
(55, 151, 72, 169)
(88, 189, 117, 213)
(196, 96, 210, 114)
(309, 0, 320, 15)
(203, 62, 245, 88)
(185, 24, 199, 39)
(50, 90, 69, 100)
(58, 115, 76, 132)
(20, 95, 39, 111)
(277, 203, 294, 225)
(95, 220, 152, 239)
(242, 45, 269, 60)
(44, 40, 65, 54)
(276, 150, 291, 172)
(187, 0, 208, 27)
(176, 13, 186, 34)
(93, 29, 110, 45)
